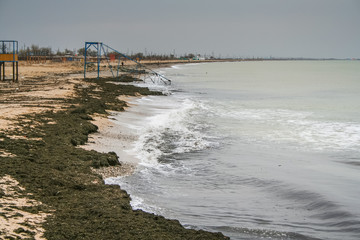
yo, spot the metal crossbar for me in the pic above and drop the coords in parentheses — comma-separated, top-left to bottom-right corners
(84, 42, 171, 85)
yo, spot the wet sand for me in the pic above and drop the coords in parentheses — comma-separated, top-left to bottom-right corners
(82, 110, 140, 178)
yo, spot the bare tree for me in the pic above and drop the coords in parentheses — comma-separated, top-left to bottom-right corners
(1, 42, 7, 54)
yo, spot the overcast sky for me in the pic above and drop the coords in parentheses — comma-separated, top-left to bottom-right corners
(1, 0, 359, 58)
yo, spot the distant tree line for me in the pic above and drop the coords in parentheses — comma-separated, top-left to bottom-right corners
(18, 44, 205, 60)
(76, 48, 200, 60)
(19, 45, 46, 57)
(119, 52, 199, 60)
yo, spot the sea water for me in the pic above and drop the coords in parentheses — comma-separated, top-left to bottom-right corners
(105, 61, 360, 240)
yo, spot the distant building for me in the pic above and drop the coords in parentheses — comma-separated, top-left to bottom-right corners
(193, 55, 205, 61)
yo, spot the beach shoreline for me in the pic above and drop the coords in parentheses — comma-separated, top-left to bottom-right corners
(82, 108, 141, 178)
(0, 61, 228, 239)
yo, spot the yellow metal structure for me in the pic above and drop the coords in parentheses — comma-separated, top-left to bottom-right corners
(0, 40, 18, 81)
(0, 54, 18, 61)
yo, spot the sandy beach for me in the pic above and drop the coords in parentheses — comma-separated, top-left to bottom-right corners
(0, 61, 228, 239)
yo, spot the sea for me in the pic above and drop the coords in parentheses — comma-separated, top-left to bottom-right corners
(104, 61, 360, 240)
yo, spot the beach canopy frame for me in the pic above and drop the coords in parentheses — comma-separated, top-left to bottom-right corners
(0, 40, 18, 82)
(83, 42, 171, 85)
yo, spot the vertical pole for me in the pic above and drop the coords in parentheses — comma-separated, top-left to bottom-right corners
(84, 42, 87, 79)
(2, 62, 5, 80)
(17, 41, 19, 81)
(12, 41, 15, 82)
(116, 56, 121, 77)
(0, 63, 2, 81)
(16, 61, 18, 82)
(13, 62, 15, 82)
(97, 43, 100, 79)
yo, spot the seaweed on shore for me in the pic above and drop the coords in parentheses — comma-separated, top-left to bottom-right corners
(0, 76, 228, 239)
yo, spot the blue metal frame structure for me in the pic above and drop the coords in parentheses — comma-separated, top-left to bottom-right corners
(0, 40, 18, 81)
(83, 42, 171, 84)
(84, 42, 101, 79)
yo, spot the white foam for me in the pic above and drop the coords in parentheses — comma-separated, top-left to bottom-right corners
(297, 120, 360, 151)
(128, 195, 161, 213)
(126, 97, 218, 168)
(214, 104, 360, 152)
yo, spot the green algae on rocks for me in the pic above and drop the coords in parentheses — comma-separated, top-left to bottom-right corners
(0, 76, 229, 240)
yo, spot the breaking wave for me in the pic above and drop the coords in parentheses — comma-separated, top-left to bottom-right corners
(127, 97, 220, 168)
